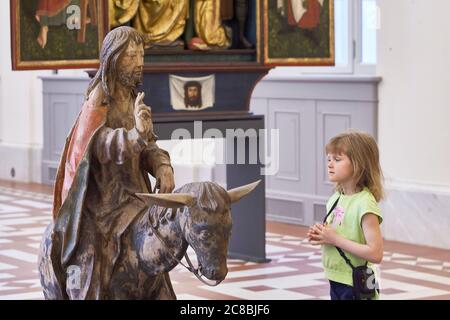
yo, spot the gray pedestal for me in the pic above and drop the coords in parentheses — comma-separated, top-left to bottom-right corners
(152, 115, 268, 262)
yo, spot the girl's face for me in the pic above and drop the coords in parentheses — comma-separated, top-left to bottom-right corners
(327, 152, 354, 184)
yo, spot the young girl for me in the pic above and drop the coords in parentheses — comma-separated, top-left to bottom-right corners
(307, 130, 384, 300)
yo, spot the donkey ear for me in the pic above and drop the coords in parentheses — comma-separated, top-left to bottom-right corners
(227, 180, 261, 204)
(136, 193, 196, 208)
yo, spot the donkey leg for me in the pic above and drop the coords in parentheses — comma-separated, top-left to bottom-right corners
(154, 273, 177, 300)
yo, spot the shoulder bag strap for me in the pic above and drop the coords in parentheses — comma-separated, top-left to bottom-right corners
(322, 196, 357, 270)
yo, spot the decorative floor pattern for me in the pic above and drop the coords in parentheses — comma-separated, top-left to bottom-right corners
(0, 184, 449, 300)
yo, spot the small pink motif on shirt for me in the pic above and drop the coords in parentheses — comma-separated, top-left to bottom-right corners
(332, 206, 345, 226)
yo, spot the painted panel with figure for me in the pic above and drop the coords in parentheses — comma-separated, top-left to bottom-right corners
(264, 0, 334, 66)
(11, 0, 108, 70)
(108, 0, 260, 65)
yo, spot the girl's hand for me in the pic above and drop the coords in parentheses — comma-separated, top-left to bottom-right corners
(308, 224, 339, 246)
(306, 223, 322, 240)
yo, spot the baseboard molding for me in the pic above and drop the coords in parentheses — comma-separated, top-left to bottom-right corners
(266, 213, 304, 226)
(380, 183, 450, 250)
(267, 189, 329, 203)
(0, 143, 42, 183)
(227, 251, 270, 263)
(385, 178, 450, 196)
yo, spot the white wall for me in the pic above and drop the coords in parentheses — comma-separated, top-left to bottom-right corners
(0, 0, 86, 183)
(378, 0, 450, 190)
(0, 0, 43, 182)
(377, 0, 450, 249)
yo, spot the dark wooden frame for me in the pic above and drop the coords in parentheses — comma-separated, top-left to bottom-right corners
(11, 0, 108, 70)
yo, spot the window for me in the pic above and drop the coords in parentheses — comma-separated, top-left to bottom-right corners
(268, 0, 378, 76)
(357, 0, 378, 71)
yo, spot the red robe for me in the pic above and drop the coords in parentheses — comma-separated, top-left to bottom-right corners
(45, 96, 107, 299)
(288, 0, 322, 30)
(52, 98, 107, 220)
(36, 0, 72, 18)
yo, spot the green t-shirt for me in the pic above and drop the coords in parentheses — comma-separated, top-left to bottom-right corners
(322, 188, 383, 287)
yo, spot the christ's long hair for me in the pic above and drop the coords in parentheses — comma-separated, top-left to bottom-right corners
(86, 26, 144, 105)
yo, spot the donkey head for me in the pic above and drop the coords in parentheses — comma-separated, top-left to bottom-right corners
(138, 180, 260, 282)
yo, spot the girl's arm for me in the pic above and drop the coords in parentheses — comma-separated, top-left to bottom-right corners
(309, 213, 384, 264)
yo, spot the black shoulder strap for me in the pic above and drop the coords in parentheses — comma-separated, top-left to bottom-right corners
(323, 196, 340, 224)
(336, 247, 356, 270)
(322, 195, 362, 270)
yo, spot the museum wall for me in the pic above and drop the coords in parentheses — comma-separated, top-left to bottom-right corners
(377, 0, 450, 188)
(249, 0, 450, 248)
(248, 0, 450, 193)
(0, 0, 44, 182)
(376, 0, 450, 248)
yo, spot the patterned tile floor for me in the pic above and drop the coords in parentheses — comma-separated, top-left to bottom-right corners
(0, 180, 449, 300)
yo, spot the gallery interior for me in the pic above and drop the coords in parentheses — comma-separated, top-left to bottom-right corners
(0, 0, 449, 300)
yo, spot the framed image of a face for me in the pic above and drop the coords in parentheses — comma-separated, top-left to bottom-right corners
(10, 0, 108, 70)
(184, 81, 203, 109)
(263, 0, 335, 66)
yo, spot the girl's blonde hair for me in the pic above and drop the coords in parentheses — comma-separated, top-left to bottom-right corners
(326, 130, 384, 202)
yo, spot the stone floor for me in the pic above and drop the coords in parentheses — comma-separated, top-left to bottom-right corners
(0, 180, 449, 300)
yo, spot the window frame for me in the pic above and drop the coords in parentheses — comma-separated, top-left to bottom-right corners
(354, 0, 377, 74)
(267, 0, 377, 78)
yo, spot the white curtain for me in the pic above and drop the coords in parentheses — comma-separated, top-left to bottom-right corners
(169, 74, 215, 111)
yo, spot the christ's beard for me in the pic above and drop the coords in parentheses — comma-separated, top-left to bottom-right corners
(186, 97, 202, 107)
(118, 70, 142, 88)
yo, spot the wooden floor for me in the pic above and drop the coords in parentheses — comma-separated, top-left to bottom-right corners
(0, 179, 449, 300)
